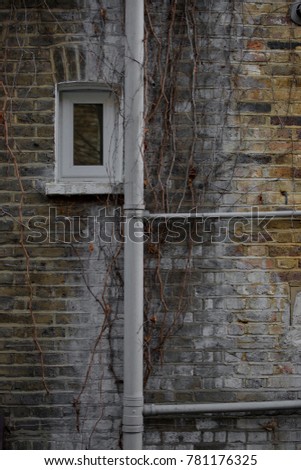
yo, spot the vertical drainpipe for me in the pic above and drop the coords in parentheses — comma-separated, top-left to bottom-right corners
(123, 0, 145, 450)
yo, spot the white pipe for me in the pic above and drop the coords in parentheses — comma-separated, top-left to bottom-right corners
(123, 0, 145, 450)
(123, 212, 144, 449)
(144, 400, 301, 416)
(124, 0, 145, 211)
(144, 210, 301, 219)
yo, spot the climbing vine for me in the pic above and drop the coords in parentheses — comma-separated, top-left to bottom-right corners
(1, 0, 301, 450)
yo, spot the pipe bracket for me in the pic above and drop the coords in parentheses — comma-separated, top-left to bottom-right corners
(123, 397, 144, 433)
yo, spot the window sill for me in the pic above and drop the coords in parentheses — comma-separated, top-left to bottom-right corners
(44, 181, 123, 195)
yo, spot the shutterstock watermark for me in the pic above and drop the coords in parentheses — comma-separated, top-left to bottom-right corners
(26, 207, 275, 245)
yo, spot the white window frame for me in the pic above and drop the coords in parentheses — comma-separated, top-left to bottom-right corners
(46, 82, 123, 195)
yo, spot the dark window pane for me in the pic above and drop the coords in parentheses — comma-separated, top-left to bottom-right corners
(73, 104, 103, 165)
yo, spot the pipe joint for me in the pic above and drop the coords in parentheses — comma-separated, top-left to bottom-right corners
(123, 397, 144, 433)
(291, 2, 301, 25)
(124, 208, 145, 217)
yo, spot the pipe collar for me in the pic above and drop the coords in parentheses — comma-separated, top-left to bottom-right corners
(123, 397, 144, 432)
(291, 3, 301, 25)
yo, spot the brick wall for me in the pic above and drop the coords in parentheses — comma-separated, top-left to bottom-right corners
(0, 0, 124, 450)
(143, 0, 301, 450)
(1, 0, 301, 450)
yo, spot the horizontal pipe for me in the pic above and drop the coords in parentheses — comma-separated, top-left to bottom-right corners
(144, 210, 301, 219)
(144, 400, 301, 416)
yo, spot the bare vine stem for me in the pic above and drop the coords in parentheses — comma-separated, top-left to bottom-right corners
(71, 240, 122, 432)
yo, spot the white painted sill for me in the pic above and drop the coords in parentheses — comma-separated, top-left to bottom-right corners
(44, 181, 123, 195)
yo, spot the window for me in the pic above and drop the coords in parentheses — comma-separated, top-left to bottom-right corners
(46, 82, 123, 195)
(73, 103, 104, 167)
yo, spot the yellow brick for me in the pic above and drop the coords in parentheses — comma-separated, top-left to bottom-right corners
(289, 103, 301, 114)
(277, 258, 298, 269)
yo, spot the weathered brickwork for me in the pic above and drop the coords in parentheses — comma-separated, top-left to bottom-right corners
(1, 0, 301, 450)
(143, 0, 301, 450)
(145, 412, 301, 450)
(0, 0, 124, 450)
